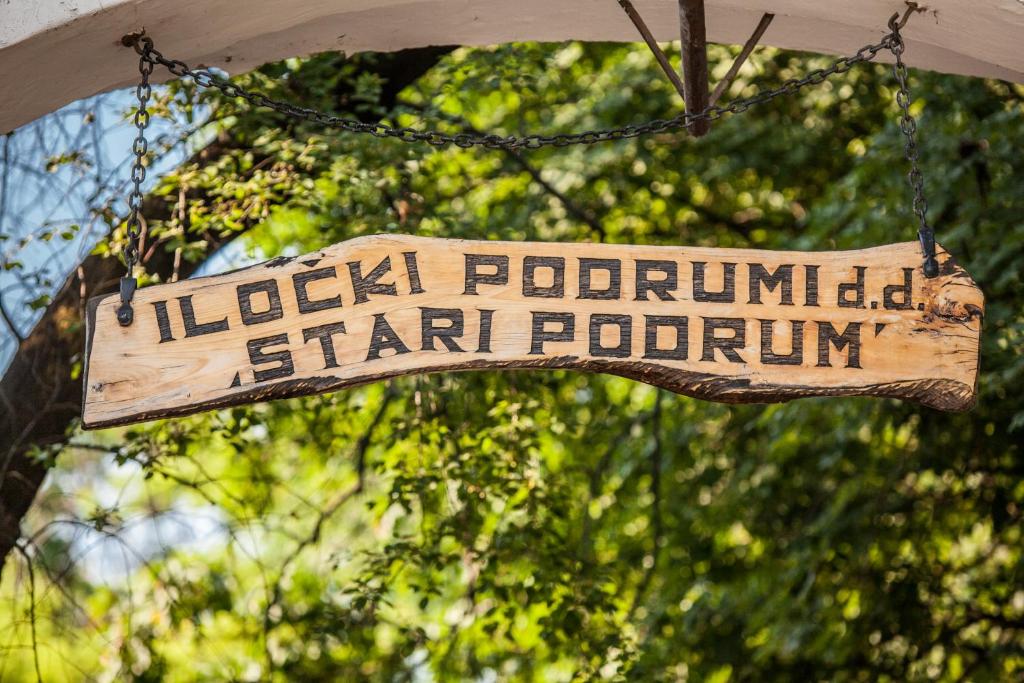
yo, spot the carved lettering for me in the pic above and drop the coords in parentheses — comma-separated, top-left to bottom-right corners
(302, 322, 347, 369)
(153, 300, 175, 343)
(701, 317, 745, 363)
(578, 258, 621, 300)
(366, 313, 411, 360)
(816, 321, 862, 369)
(838, 266, 866, 309)
(635, 260, 677, 302)
(748, 264, 794, 305)
(477, 309, 495, 353)
(589, 314, 631, 358)
(523, 256, 565, 298)
(293, 267, 342, 313)
(464, 254, 509, 295)
(883, 268, 914, 310)
(403, 252, 426, 295)
(178, 295, 229, 338)
(804, 265, 820, 307)
(643, 315, 688, 361)
(248, 334, 294, 382)
(348, 256, 397, 305)
(693, 262, 736, 303)
(760, 319, 804, 365)
(237, 279, 283, 326)
(530, 312, 575, 355)
(421, 307, 465, 352)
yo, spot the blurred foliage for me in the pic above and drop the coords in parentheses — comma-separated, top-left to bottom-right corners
(2, 37, 1023, 682)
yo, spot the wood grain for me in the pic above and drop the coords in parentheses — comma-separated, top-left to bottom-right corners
(82, 236, 983, 428)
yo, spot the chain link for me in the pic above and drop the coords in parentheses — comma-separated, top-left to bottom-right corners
(131, 34, 894, 151)
(125, 49, 153, 267)
(887, 13, 938, 277)
(117, 45, 152, 325)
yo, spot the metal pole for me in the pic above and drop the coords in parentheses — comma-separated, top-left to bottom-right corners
(678, 0, 711, 136)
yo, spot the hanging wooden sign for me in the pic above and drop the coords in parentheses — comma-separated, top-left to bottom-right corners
(82, 235, 983, 428)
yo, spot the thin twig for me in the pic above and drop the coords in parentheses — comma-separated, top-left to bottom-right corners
(578, 409, 655, 559)
(0, 365, 64, 493)
(506, 151, 606, 240)
(172, 185, 188, 282)
(0, 295, 23, 344)
(261, 386, 396, 669)
(627, 390, 664, 622)
(14, 542, 43, 683)
(0, 133, 10, 233)
(398, 99, 607, 239)
(0, 134, 21, 342)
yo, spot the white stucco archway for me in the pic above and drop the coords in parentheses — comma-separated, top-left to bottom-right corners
(2, 0, 1023, 132)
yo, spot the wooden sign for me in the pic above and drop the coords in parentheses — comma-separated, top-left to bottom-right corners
(82, 236, 983, 428)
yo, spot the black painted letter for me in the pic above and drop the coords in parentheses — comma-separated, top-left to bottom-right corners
(302, 322, 347, 369)
(693, 262, 737, 303)
(748, 264, 794, 305)
(523, 256, 565, 298)
(153, 300, 175, 343)
(701, 318, 746, 363)
(178, 295, 229, 338)
(293, 267, 342, 313)
(477, 309, 495, 353)
(643, 315, 688, 360)
(759, 320, 804, 365)
(578, 258, 621, 300)
(237, 279, 284, 326)
(529, 312, 575, 355)
(816, 322, 862, 368)
(635, 260, 678, 301)
(804, 265, 820, 307)
(421, 308, 465, 352)
(464, 254, 509, 295)
(838, 267, 866, 309)
(248, 334, 294, 382)
(589, 314, 632, 358)
(366, 313, 411, 361)
(403, 252, 426, 295)
(883, 268, 913, 310)
(348, 256, 398, 305)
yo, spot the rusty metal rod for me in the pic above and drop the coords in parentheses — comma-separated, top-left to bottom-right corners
(616, 0, 688, 102)
(678, 0, 710, 136)
(709, 13, 775, 106)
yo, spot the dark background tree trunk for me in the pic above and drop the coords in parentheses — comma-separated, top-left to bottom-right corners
(0, 46, 451, 575)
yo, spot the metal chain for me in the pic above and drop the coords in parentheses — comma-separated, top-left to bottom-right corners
(887, 13, 939, 277)
(115, 10, 936, 326)
(117, 46, 152, 325)
(130, 34, 894, 151)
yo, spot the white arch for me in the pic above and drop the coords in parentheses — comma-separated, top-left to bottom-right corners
(2, 0, 1022, 131)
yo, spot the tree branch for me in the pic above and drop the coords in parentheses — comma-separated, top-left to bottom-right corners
(0, 47, 451, 578)
(627, 389, 664, 622)
(397, 99, 607, 240)
(261, 386, 395, 671)
(0, 294, 23, 344)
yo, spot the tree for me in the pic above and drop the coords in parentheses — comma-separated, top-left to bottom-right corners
(0, 46, 451, 576)
(0, 39, 1022, 681)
